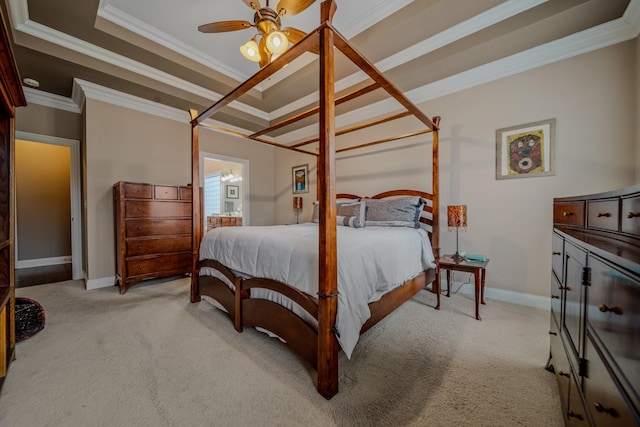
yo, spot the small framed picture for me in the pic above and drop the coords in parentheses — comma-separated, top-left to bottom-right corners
(292, 164, 309, 194)
(226, 185, 239, 199)
(496, 118, 556, 180)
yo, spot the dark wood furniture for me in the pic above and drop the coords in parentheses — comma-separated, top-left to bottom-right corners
(0, 7, 27, 391)
(188, 0, 441, 400)
(207, 215, 243, 229)
(547, 185, 640, 426)
(438, 256, 489, 320)
(113, 181, 192, 294)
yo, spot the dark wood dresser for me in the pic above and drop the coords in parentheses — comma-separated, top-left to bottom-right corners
(113, 181, 192, 294)
(547, 185, 640, 426)
(0, 7, 27, 391)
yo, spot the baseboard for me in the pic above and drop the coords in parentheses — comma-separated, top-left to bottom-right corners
(446, 279, 550, 311)
(16, 256, 72, 269)
(86, 276, 116, 290)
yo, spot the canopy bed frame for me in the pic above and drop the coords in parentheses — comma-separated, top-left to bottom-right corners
(189, 0, 441, 399)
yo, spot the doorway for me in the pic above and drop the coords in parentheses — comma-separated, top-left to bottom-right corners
(201, 152, 249, 230)
(14, 132, 82, 286)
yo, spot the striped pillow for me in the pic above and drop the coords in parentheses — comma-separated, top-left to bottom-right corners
(337, 201, 365, 228)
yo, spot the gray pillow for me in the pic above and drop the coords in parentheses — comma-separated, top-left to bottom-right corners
(364, 196, 425, 228)
(337, 201, 365, 228)
(312, 198, 360, 223)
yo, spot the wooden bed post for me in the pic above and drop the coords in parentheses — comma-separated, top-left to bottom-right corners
(431, 116, 441, 260)
(316, 0, 339, 400)
(190, 109, 202, 303)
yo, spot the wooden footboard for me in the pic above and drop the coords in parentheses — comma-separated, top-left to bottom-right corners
(193, 259, 243, 331)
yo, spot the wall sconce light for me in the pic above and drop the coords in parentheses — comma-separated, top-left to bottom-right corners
(447, 205, 467, 262)
(293, 196, 303, 224)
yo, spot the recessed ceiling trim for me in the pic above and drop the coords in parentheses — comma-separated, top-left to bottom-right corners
(623, 0, 640, 34)
(97, 3, 249, 84)
(276, 10, 640, 145)
(8, 0, 269, 121)
(270, 0, 550, 119)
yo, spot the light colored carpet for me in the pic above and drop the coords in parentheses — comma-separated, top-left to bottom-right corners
(0, 277, 563, 426)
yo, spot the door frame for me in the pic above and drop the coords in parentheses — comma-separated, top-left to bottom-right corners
(15, 131, 83, 280)
(200, 151, 250, 226)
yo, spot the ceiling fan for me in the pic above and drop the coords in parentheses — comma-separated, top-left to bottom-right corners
(198, 0, 317, 67)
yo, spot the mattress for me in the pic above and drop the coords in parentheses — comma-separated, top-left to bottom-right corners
(199, 223, 436, 358)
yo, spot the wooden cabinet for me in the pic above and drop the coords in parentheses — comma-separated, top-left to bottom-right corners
(548, 185, 640, 426)
(113, 182, 192, 294)
(0, 8, 27, 390)
(207, 215, 243, 229)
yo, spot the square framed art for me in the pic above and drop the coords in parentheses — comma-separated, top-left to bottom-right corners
(496, 118, 556, 180)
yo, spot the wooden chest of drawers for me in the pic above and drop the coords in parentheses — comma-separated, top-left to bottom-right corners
(113, 181, 192, 294)
(548, 185, 640, 426)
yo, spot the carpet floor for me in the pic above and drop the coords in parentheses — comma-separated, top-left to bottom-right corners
(0, 277, 563, 426)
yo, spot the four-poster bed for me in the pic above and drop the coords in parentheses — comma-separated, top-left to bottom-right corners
(189, 0, 442, 399)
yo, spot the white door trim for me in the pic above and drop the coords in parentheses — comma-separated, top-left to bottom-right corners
(200, 152, 250, 226)
(15, 131, 84, 280)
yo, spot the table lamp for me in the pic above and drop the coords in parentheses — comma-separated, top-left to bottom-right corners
(293, 196, 303, 224)
(447, 205, 467, 262)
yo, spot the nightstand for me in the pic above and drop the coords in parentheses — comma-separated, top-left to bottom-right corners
(437, 256, 489, 320)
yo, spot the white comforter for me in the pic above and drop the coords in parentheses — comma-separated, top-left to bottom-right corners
(199, 223, 436, 358)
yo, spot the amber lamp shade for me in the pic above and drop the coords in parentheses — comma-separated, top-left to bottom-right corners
(293, 197, 303, 223)
(447, 205, 467, 262)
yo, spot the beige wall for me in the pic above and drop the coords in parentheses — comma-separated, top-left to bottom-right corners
(276, 41, 637, 298)
(15, 103, 82, 141)
(84, 100, 276, 283)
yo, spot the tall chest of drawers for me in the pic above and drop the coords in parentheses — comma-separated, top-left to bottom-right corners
(113, 181, 192, 294)
(548, 185, 640, 426)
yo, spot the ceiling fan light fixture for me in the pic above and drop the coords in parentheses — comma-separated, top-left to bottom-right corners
(266, 30, 288, 54)
(240, 38, 261, 62)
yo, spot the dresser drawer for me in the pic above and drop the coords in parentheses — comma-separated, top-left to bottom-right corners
(126, 219, 192, 237)
(584, 335, 638, 426)
(554, 201, 585, 227)
(550, 316, 571, 414)
(587, 255, 640, 397)
(125, 200, 191, 218)
(127, 253, 191, 277)
(587, 198, 619, 232)
(621, 194, 640, 237)
(154, 185, 178, 200)
(179, 186, 192, 200)
(123, 182, 152, 199)
(126, 236, 191, 256)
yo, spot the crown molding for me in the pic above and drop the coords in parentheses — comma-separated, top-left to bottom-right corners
(23, 87, 81, 113)
(72, 78, 258, 141)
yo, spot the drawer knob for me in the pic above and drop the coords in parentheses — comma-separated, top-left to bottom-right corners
(137, 226, 142, 230)
(594, 402, 619, 418)
(563, 212, 574, 217)
(559, 371, 570, 378)
(552, 251, 561, 256)
(599, 304, 623, 315)
(626, 211, 639, 218)
(549, 331, 557, 336)
(597, 212, 611, 217)
(568, 411, 583, 421)
(551, 295, 560, 299)
(558, 285, 571, 291)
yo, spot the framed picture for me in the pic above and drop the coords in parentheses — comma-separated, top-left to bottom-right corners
(496, 118, 556, 180)
(226, 185, 239, 199)
(292, 164, 309, 194)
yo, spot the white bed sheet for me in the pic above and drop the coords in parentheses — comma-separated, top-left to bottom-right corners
(199, 223, 436, 358)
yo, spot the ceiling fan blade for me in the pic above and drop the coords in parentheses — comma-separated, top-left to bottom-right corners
(241, 0, 261, 9)
(258, 36, 270, 68)
(276, 0, 316, 17)
(198, 20, 252, 33)
(283, 27, 319, 54)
